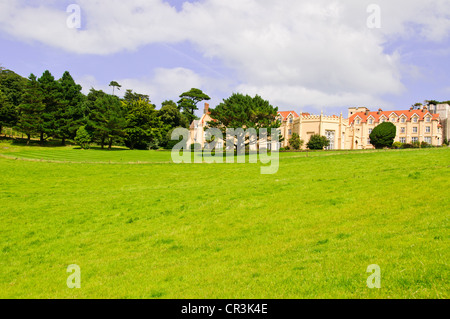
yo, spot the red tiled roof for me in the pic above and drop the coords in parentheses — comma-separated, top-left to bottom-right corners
(277, 111, 299, 120)
(349, 109, 440, 124)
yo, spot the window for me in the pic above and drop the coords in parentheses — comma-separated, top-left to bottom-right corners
(217, 142, 223, 148)
(367, 139, 371, 145)
(288, 129, 292, 135)
(426, 117, 431, 122)
(356, 119, 360, 124)
(413, 117, 418, 123)
(426, 126, 431, 133)
(412, 137, 419, 143)
(368, 128, 373, 134)
(289, 118, 293, 124)
(412, 127, 418, 133)
(401, 117, 406, 123)
(390, 117, 396, 123)
(400, 137, 406, 143)
(400, 127, 406, 134)
(368, 119, 373, 124)
(381, 118, 385, 123)
(424, 137, 432, 144)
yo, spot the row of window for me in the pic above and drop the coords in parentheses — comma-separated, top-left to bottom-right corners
(356, 116, 431, 125)
(367, 127, 432, 134)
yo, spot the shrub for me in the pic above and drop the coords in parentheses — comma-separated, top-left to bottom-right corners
(369, 122, 396, 149)
(444, 138, 449, 146)
(392, 142, 403, 149)
(421, 141, 432, 148)
(412, 141, 421, 148)
(403, 143, 414, 149)
(307, 134, 330, 150)
(289, 133, 304, 150)
(74, 126, 92, 150)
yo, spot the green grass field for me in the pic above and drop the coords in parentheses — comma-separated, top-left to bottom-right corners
(0, 140, 449, 299)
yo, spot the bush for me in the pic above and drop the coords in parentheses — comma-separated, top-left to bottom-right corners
(412, 141, 421, 148)
(74, 126, 92, 149)
(443, 138, 449, 146)
(392, 142, 403, 149)
(307, 134, 330, 150)
(402, 143, 414, 149)
(289, 133, 304, 150)
(421, 141, 432, 148)
(369, 122, 396, 149)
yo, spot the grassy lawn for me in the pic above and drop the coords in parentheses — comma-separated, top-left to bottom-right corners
(0, 140, 449, 298)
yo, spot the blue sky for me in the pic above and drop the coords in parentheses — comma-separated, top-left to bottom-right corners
(1, 0, 449, 117)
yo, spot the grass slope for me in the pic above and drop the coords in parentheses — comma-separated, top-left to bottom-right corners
(0, 142, 449, 298)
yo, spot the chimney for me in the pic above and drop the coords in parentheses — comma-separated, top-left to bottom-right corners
(423, 105, 428, 113)
(365, 109, 370, 116)
(378, 108, 382, 115)
(410, 106, 414, 111)
(204, 103, 210, 114)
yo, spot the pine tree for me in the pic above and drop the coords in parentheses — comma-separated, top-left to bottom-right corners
(0, 89, 18, 136)
(16, 74, 45, 144)
(57, 71, 86, 145)
(38, 70, 62, 144)
(89, 94, 126, 149)
(178, 88, 210, 124)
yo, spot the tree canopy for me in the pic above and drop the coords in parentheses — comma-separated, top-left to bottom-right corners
(208, 93, 279, 133)
(369, 122, 397, 149)
(178, 88, 210, 123)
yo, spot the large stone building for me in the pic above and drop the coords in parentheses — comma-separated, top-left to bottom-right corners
(277, 111, 349, 150)
(347, 106, 443, 149)
(189, 103, 444, 150)
(428, 103, 450, 142)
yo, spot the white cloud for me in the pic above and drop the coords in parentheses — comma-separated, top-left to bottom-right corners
(1, 0, 449, 110)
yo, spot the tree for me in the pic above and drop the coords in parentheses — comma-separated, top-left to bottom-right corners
(425, 100, 440, 106)
(178, 88, 210, 123)
(88, 94, 126, 149)
(159, 100, 189, 147)
(307, 134, 330, 150)
(122, 97, 163, 150)
(75, 126, 92, 149)
(38, 70, 62, 144)
(289, 133, 304, 150)
(56, 71, 86, 145)
(109, 81, 121, 96)
(0, 89, 18, 136)
(0, 69, 27, 107)
(123, 89, 149, 103)
(208, 93, 280, 149)
(16, 74, 45, 144)
(369, 122, 397, 149)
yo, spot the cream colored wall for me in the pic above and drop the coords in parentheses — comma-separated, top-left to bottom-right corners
(280, 114, 349, 150)
(348, 113, 443, 148)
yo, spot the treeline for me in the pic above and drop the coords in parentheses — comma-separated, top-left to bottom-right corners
(0, 68, 211, 149)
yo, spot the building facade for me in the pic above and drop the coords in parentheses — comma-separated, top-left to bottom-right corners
(277, 111, 349, 150)
(189, 104, 444, 150)
(428, 103, 450, 142)
(347, 106, 443, 149)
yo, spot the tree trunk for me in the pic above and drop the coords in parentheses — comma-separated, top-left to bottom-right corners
(108, 138, 113, 150)
(101, 137, 105, 149)
(61, 136, 66, 146)
(27, 134, 31, 145)
(0, 125, 2, 137)
(40, 132, 44, 145)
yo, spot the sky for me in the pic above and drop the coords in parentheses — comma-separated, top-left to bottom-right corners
(0, 0, 449, 117)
